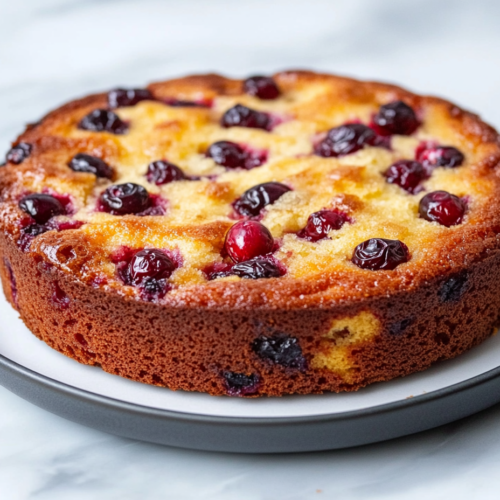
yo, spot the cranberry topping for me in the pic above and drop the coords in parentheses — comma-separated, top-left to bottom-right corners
(225, 220, 274, 263)
(439, 272, 469, 302)
(203, 262, 234, 280)
(164, 98, 212, 108)
(233, 182, 291, 217)
(352, 238, 410, 270)
(6, 142, 32, 164)
(243, 76, 281, 100)
(416, 143, 465, 169)
(372, 101, 419, 136)
(100, 183, 150, 215)
(384, 160, 428, 194)
(207, 141, 246, 169)
(221, 104, 270, 130)
(314, 124, 379, 158)
(19, 193, 65, 224)
(252, 333, 306, 370)
(297, 210, 348, 242)
(231, 257, 283, 279)
(146, 160, 186, 185)
(78, 109, 128, 134)
(108, 88, 153, 109)
(418, 191, 465, 227)
(68, 153, 114, 179)
(224, 372, 260, 396)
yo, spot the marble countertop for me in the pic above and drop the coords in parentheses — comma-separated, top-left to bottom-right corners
(2, 0, 500, 498)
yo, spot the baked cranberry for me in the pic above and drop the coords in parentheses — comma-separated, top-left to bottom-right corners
(419, 191, 465, 227)
(352, 238, 410, 270)
(19, 194, 65, 224)
(233, 182, 291, 217)
(207, 141, 246, 168)
(252, 333, 306, 370)
(6, 142, 32, 164)
(100, 183, 150, 215)
(68, 153, 114, 179)
(78, 109, 128, 134)
(18, 223, 50, 251)
(243, 76, 281, 100)
(128, 249, 175, 285)
(389, 317, 414, 336)
(297, 210, 348, 242)
(108, 88, 153, 108)
(384, 160, 428, 194)
(439, 271, 468, 302)
(164, 98, 212, 108)
(225, 220, 274, 263)
(221, 104, 270, 130)
(146, 160, 186, 185)
(203, 262, 234, 280)
(314, 124, 379, 157)
(416, 143, 464, 169)
(232, 258, 283, 279)
(372, 101, 419, 136)
(224, 372, 260, 396)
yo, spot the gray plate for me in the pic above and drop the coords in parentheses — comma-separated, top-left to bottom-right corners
(1, 353, 500, 453)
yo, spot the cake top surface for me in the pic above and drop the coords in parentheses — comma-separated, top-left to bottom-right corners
(1, 71, 500, 309)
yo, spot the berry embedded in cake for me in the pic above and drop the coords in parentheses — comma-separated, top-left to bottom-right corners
(1, 71, 500, 398)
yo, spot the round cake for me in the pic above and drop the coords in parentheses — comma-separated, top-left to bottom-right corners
(1, 71, 500, 397)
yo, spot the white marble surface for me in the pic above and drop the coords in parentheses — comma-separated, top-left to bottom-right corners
(2, 0, 500, 498)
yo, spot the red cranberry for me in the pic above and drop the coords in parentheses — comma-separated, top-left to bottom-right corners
(225, 220, 274, 263)
(100, 183, 150, 215)
(203, 262, 234, 280)
(128, 249, 175, 285)
(233, 182, 291, 217)
(221, 104, 270, 130)
(231, 257, 283, 279)
(108, 88, 153, 109)
(207, 141, 246, 168)
(19, 194, 65, 224)
(419, 191, 465, 227)
(252, 334, 306, 370)
(384, 160, 428, 194)
(297, 210, 348, 242)
(164, 98, 212, 108)
(6, 143, 32, 164)
(352, 238, 410, 270)
(146, 160, 186, 185)
(416, 143, 464, 169)
(68, 153, 114, 179)
(78, 109, 128, 134)
(243, 76, 281, 100)
(372, 101, 419, 136)
(314, 124, 379, 157)
(224, 372, 260, 396)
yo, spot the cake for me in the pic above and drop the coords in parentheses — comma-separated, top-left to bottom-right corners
(1, 71, 500, 397)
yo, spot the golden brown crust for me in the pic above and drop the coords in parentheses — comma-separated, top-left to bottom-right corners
(2, 71, 500, 396)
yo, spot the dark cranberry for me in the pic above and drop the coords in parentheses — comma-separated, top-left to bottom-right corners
(108, 88, 153, 109)
(223, 372, 260, 396)
(232, 258, 283, 279)
(416, 143, 464, 169)
(419, 191, 465, 227)
(52, 282, 70, 309)
(3, 258, 18, 307)
(372, 101, 419, 136)
(384, 160, 428, 194)
(314, 124, 379, 157)
(127, 248, 175, 290)
(207, 141, 246, 169)
(68, 153, 114, 179)
(243, 76, 281, 100)
(19, 194, 65, 224)
(389, 317, 414, 336)
(164, 98, 212, 108)
(18, 223, 49, 251)
(146, 160, 186, 185)
(225, 220, 274, 263)
(297, 210, 348, 242)
(203, 262, 234, 280)
(221, 104, 270, 130)
(100, 183, 150, 215)
(78, 109, 128, 134)
(439, 272, 468, 302)
(252, 333, 306, 370)
(233, 182, 291, 217)
(6, 142, 32, 164)
(352, 238, 410, 270)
